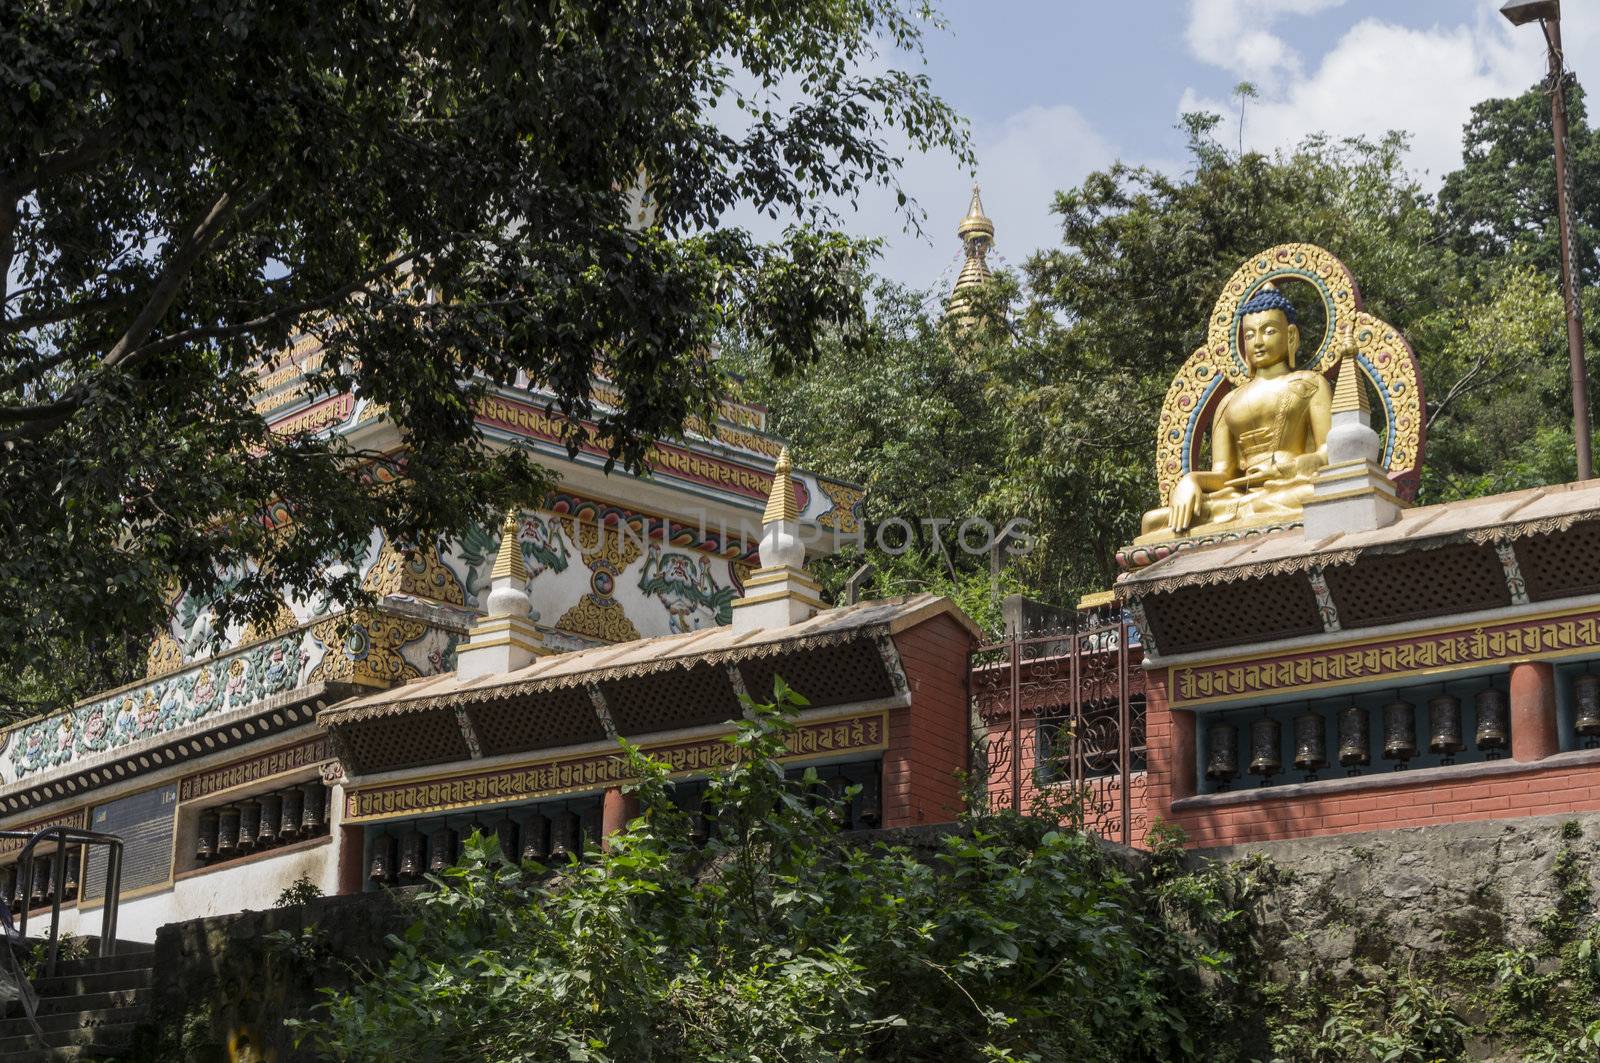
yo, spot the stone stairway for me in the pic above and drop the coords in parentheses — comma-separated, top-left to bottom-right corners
(0, 949, 154, 1061)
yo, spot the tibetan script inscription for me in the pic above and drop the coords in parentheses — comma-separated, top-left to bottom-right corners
(178, 735, 333, 804)
(344, 712, 886, 822)
(0, 808, 87, 857)
(1171, 607, 1600, 705)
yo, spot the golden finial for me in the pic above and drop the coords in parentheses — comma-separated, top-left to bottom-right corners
(957, 183, 995, 241)
(489, 508, 528, 583)
(947, 183, 996, 325)
(1331, 335, 1370, 416)
(763, 448, 798, 525)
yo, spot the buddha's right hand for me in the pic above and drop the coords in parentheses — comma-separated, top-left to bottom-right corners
(1169, 477, 1201, 533)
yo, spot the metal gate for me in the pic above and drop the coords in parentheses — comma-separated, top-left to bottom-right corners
(968, 609, 1148, 845)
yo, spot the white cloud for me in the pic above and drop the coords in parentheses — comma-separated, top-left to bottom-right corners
(1186, 0, 1349, 90)
(722, 102, 1121, 297)
(1179, 0, 1600, 186)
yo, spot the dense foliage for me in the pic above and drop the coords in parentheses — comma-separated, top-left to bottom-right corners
(734, 89, 1580, 610)
(302, 687, 1271, 1062)
(0, 0, 966, 714)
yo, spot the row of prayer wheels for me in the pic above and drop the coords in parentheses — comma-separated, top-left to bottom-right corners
(368, 805, 601, 885)
(2, 849, 80, 913)
(194, 782, 329, 865)
(1206, 688, 1511, 787)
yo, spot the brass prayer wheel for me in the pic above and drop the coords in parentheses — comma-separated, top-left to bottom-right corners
(1575, 674, 1600, 737)
(520, 814, 548, 863)
(1293, 713, 1327, 773)
(369, 833, 394, 883)
(196, 809, 219, 862)
(428, 825, 456, 873)
(63, 849, 79, 900)
(549, 810, 580, 859)
(257, 794, 282, 848)
(1337, 706, 1370, 768)
(398, 830, 425, 880)
(1428, 694, 1465, 756)
(279, 787, 303, 840)
(0, 867, 14, 911)
(494, 820, 518, 864)
(237, 800, 261, 851)
(1205, 722, 1239, 784)
(1383, 699, 1417, 764)
(1475, 688, 1509, 751)
(858, 773, 882, 829)
(30, 855, 50, 905)
(1248, 718, 1282, 778)
(300, 783, 326, 834)
(579, 805, 603, 853)
(217, 805, 241, 857)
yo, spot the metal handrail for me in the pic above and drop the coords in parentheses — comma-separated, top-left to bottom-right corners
(0, 826, 124, 979)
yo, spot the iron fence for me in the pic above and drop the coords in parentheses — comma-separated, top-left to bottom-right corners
(969, 610, 1148, 845)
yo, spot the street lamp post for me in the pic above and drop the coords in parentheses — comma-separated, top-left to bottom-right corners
(1502, 0, 1593, 481)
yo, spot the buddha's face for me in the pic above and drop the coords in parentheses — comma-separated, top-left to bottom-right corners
(1241, 308, 1298, 374)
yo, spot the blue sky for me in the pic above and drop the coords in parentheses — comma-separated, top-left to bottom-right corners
(806, 0, 1600, 296)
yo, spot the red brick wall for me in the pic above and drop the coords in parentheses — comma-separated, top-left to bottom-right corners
(884, 614, 974, 827)
(1169, 761, 1600, 847)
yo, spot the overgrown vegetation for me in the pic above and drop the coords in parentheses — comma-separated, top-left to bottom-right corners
(301, 685, 1275, 1061)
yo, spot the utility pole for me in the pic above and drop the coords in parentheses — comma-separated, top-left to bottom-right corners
(1502, 0, 1593, 480)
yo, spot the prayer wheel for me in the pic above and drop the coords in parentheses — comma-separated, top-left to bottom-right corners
(1337, 706, 1370, 769)
(368, 833, 395, 883)
(548, 809, 580, 859)
(30, 855, 50, 906)
(1575, 674, 1600, 740)
(1383, 699, 1417, 765)
(398, 830, 425, 881)
(428, 825, 457, 874)
(1428, 694, 1465, 758)
(196, 809, 220, 862)
(1205, 722, 1239, 785)
(237, 800, 261, 851)
(579, 805, 603, 854)
(1475, 688, 1509, 753)
(7, 865, 20, 912)
(519, 813, 549, 863)
(300, 783, 326, 835)
(494, 819, 518, 864)
(279, 787, 303, 841)
(257, 794, 282, 848)
(1248, 718, 1282, 779)
(62, 849, 79, 901)
(1293, 713, 1327, 775)
(217, 805, 241, 858)
(858, 773, 882, 830)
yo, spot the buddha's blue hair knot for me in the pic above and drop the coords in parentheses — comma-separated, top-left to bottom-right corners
(1238, 287, 1297, 324)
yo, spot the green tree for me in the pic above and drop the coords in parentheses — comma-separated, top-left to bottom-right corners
(0, 0, 967, 714)
(1438, 81, 1600, 288)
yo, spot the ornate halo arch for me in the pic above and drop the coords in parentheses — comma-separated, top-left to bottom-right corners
(1152, 243, 1425, 507)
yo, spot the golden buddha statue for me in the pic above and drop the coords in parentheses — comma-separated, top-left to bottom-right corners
(1138, 284, 1332, 541)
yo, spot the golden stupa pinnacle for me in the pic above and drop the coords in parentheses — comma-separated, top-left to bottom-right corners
(957, 183, 995, 241)
(948, 183, 996, 324)
(763, 447, 799, 524)
(489, 508, 528, 583)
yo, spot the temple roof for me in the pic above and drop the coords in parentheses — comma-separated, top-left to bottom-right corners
(320, 593, 981, 729)
(1118, 480, 1600, 599)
